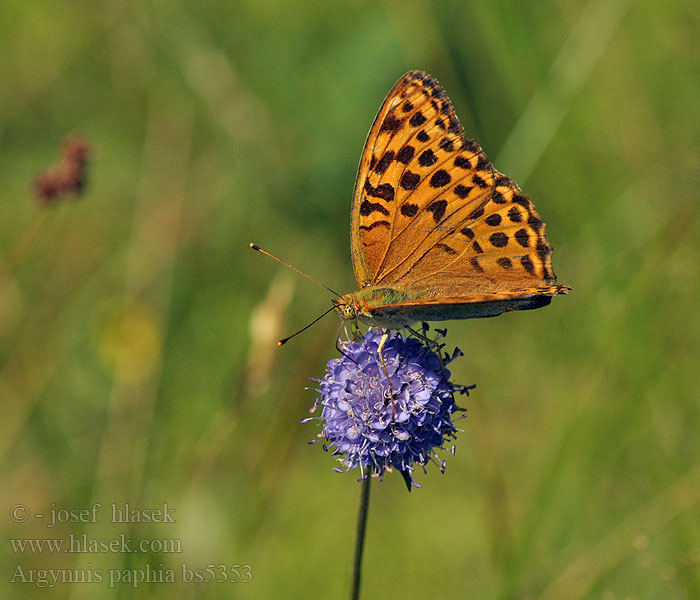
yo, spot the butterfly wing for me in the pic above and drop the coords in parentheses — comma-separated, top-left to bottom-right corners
(350, 71, 568, 309)
(358, 287, 569, 327)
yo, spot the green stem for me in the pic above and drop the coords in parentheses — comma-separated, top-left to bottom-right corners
(351, 474, 371, 600)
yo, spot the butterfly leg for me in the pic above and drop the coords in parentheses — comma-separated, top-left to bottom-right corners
(376, 331, 397, 421)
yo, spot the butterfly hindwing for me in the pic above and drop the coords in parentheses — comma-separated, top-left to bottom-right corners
(362, 286, 566, 327)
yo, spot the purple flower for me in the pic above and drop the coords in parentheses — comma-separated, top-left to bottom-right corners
(305, 326, 472, 490)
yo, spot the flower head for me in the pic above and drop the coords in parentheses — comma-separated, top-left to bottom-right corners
(305, 326, 472, 490)
(34, 136, 89, 205)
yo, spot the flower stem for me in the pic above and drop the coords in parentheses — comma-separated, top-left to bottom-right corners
(351, 474, 371, 600)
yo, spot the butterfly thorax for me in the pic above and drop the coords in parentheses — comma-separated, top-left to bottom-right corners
(333, 287, 415, 328)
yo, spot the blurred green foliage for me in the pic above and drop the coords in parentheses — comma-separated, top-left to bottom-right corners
(1, 0, 698, 598)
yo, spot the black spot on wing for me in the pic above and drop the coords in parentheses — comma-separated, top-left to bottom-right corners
(410, 112, 427, 127)
(422, 73, 437, 89)
(400, 171, 420, 190)
(454, 184, 473, 199)
(515, 228, 530, 247)
(432, 85, 446, 100)
(374, 151, 395, 175)
(476, 155, 490, 171)
(396, 145, 415, 164)
(491, 190, 506, 204)
(436, 243, 457, 256)
(472, 174, 489, 189)
(360, 199, 390, 216)
(508, 206, 522, 222)
(460, 226, 474, 239)
(381, 114, 404, 133)
(520, 255, 535, 275)
(470, 257, 484, 272)
(490, 232, 509, 248)
(536, 240, 552, 261)
(364, 180, 395, 201)
(429, 170, 451, 188)
(454, 156, 471, 169)
(418, 149, 437, 167)
(426, 200, 447, 222)
(439, 137, 454, 152)
(359, 220, 390, 231)
(528, 214, 544, 231)
(497, 257, 512, 269)
(400, 203, 419, 217)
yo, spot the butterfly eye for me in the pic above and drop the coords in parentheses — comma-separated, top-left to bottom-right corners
(343, 305, 356, 320)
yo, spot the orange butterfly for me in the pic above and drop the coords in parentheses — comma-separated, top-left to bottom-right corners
(330, 70, 570, 328)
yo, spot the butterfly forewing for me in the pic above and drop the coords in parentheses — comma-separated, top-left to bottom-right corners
(350, 71, 567, 310)
(351, 71, 492, 287)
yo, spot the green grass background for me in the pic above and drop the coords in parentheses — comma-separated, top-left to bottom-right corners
(1, 0, 698, 598)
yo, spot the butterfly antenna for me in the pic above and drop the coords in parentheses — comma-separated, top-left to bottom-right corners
(249, 243, 340, 297)
(278, 305, 336, 346)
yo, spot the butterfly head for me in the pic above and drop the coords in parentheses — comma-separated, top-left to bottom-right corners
(332, 289, 415, 329)
(332, 295, 359, 321)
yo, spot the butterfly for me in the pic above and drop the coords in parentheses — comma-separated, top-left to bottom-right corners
(331, 70, 570, 329)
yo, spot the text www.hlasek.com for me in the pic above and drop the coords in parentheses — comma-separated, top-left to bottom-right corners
(10, 534, 181, 554)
